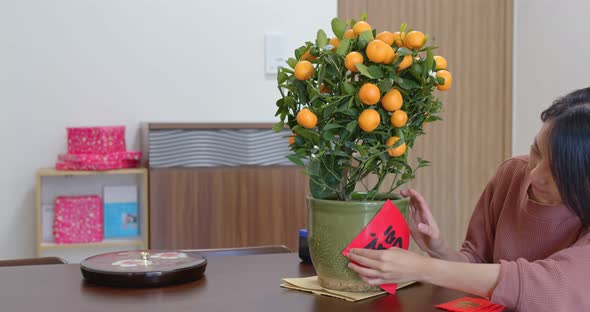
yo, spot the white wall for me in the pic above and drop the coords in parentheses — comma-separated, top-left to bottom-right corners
(0, 0, 337, 259)
(513, 0, 590, 155)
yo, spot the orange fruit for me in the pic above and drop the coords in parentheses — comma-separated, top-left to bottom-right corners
(433, 55, 447, 70)
(383, 46, 395, 64)
(345, 52, 364, 72)
(404, 31, 425, 50)
(294, 61, 314, 80)
(436, 70, 453, 91)
(300, 49, 317, 62)
(381, 89, 403, 111)
(386, 136, 407, 157)
(344, 29, 357, 39)
(358, 109, 381, 132)
(390, 110, 408, 128)
(392, 31, 406, 47)
(366, 39, 389, 63)
(376, 31, 395, 46)
(397, 54, 413, 70)
(329, 37, 340, 51)
(288, 134, 296, 145)
(353, 21, 372, 36)
(359, 83, 381, 105)
(296, 108, 318, 128)
(320, 83, 331, 94)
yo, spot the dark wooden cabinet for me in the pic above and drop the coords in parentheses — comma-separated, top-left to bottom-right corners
(147, 124, 309, 251)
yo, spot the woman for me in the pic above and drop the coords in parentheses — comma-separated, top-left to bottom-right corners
(346, 87, 590, 311)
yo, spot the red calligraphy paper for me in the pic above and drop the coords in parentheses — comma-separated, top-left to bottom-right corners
(341, 199, 410, 294)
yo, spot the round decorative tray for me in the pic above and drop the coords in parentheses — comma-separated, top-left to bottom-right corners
(80, 250, 207, 288)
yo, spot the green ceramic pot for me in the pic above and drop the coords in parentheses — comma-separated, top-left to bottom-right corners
(307, 194, 409, 292)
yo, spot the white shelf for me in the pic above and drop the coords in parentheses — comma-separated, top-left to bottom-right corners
(36, 168, 149, 263)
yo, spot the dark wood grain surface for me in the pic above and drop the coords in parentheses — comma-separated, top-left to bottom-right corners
(0, 253, 473, 312)
(150, 167, 309, 250)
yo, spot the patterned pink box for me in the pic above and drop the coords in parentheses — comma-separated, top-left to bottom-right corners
(67, 126, 126, 154)
(57, 151, 142, 163)
(55, 159, 139, 171)
(53, 195, 103, 244)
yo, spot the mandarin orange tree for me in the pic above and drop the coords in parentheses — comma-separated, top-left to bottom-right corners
(274, 15, 452, 201)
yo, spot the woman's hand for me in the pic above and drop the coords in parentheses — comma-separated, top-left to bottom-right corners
(346, 247, 430, 285)
(401, 189, 446, 256)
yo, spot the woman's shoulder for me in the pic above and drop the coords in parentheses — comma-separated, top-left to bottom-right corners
(493, 155, 529, 184)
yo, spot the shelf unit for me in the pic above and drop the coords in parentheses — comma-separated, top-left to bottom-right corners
(36, 168, 149, 263)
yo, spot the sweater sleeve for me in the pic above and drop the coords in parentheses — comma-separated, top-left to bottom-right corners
(492, 231, 590, 311)
(459, 159, 515, 263)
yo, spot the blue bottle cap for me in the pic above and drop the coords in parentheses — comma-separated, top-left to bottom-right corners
(299, 228, 308, 238)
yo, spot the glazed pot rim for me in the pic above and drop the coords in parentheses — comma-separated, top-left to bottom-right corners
(306, 193, 404, 204)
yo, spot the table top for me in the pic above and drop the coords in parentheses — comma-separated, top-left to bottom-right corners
(0, 253, 472, 312)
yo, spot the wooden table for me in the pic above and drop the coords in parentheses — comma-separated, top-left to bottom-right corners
(1, 253, 472, 311)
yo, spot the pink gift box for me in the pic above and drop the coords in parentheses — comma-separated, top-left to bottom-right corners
(58, 151, 142, 163)
(53, 195, 103, 244)
(55, 159, 139, 171)
(67, 126, 126, 154)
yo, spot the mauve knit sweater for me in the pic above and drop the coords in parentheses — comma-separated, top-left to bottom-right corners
(459, 156, 589, 311)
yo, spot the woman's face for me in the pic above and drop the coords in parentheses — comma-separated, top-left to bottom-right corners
(528, 122, 562, 205)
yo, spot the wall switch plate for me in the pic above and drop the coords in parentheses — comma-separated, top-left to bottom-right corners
(264, 32, 288, 75)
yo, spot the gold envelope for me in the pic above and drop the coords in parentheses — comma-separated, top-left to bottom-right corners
(281, 276, 415, 302)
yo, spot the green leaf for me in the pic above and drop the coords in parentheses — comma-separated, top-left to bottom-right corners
(377, 78, 394, 93)
(287, 154, 304, 166)
(322, 103, 338, 119)
(275, 98, 284, 107)
(361, 12, 367, 21)
(272, 121, 285, 132)
(331, 17, 346, 39)
(333, 150, 349, 158)
(426, 115, 443, 122)
(341, 82, 356, 95)
(355, 64, 374, 78)
(322, 131, 336, 140)
(278, 71, 288, 84)
(323, 123, 343, 131)
(436, 77, 445, 85)
(396, 77, 421, 90)
(417, 157, 431, 168)
(423, 50, 434, 77)
(368, 65, 384, 79)
(346, 120, 358, 133)
(316, 29, 328, 49)
(358, 30, 374, 49)
(284, 96, 295, 108)
(355, 144, 368, 157)
(409, 63, 423, 81)
(336, 38, 352, 56)
(396, 47, 413, 56)
(400, 23, 408, 33)
(287, 58, 297, 69)
(292, 125, 320, 145)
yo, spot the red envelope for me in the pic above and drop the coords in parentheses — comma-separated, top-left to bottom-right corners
(341, 199, 410, 294)
(435, 297, 496, 312)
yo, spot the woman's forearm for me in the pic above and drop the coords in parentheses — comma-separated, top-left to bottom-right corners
(421, 258, 501, 298)
(428, 243, 470, 262)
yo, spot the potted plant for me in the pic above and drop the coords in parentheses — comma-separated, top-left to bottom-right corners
(274, 15, 451, 292)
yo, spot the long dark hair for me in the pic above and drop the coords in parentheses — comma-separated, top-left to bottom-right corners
(541, 87, 590, 228)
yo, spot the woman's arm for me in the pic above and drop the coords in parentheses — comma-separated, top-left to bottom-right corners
(425, 257, 500, 298)
(346, 247, 500, 298)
